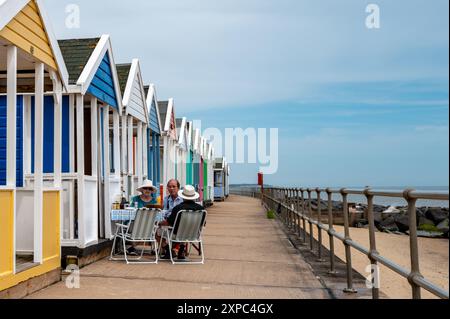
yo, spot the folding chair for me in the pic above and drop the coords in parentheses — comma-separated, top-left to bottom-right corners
(110, 208, 160, 264)
(166, 210, 207, 264)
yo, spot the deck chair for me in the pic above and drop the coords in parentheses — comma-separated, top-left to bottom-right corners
(110, 208, 160, 264)
(167, 210, 207, 265)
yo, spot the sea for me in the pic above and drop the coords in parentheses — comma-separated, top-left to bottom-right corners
(231, 185, 449, 208)
(300, 186, 449, 208)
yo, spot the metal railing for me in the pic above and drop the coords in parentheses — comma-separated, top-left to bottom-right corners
(260, 187, 449, 299)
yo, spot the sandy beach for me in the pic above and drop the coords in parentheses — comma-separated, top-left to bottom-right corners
(308, 225, 449, 299)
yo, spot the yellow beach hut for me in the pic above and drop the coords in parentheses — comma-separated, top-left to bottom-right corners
(0, 0, 69, 294)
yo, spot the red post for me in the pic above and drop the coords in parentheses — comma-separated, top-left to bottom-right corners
(258, 172, 264, 204)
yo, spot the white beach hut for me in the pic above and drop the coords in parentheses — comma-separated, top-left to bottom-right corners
(116, 59, 149, 199)
(158, 98, 178, 195)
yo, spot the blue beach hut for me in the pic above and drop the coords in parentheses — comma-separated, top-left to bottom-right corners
(56, 35, 123, 256)
(144, 84, 162, 195)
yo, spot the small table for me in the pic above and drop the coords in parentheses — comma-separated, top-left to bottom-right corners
(111, 208, 138, 222)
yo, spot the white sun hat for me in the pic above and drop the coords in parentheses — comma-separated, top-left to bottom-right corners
(136, 179, 157, 194)
(178, 185, 200, 201)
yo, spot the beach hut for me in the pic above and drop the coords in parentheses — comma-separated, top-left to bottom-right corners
(202, 141, 215, 206)
(206, 142, 215, 206)
(214, 157, 226, 201)
(56, 35, 123, 255)
(116, 60, 148, 200)
(185, 121, 194, 186)
(0, 0, 69, 292)
(225, 160, 230, 198)
(158, 99, 177, 194)
(144, 84, 162, 194)
(176, 117, 189, 187)
(192, 128, 203, 201)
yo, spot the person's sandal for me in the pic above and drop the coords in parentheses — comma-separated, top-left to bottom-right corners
(126, 247, 139, 256)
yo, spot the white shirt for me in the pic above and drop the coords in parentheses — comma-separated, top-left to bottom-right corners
(162, 195, 184, 219)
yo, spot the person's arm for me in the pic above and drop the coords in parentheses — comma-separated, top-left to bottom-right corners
(167, 206, 180, 226)
(129, 196, 136, 207)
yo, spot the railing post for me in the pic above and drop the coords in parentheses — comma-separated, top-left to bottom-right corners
(300, 188, 307, 245)
(404, 189, 422, 299)
(364, 187, 379, 299)
(284, 188, 288, 225)
(341, 188, 357, 293)
(287, 188, 292, 228)
(326, 188, 337, 274)
(316, 188, 325, 262)
(295, 188, 301, 236)
(307, 188, 314, 251)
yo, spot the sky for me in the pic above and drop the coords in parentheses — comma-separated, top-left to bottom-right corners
(43, 0, 449, 187)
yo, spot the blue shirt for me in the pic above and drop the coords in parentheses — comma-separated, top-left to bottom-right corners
(130, 194, 158, 208)
(162, 195, 184, 219)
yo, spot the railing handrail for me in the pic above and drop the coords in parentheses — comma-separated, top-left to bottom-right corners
(256, 186, 449, 299)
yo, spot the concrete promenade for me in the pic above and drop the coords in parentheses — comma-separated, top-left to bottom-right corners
(28, 195, 330, 299)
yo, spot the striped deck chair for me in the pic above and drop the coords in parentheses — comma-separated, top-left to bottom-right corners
(110, 208, 160, 264)
(167, 210, 207, 264)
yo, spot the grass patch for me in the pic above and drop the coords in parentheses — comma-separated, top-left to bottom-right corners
(267, 210, 276, 219)
(418, 224, 440, 232)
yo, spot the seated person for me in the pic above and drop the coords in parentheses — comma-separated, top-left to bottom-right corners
(130, 179, 158, 208)
(161, 179, 184, 218)
(127, 180, 158, 255)
(160, 185, 205, 260)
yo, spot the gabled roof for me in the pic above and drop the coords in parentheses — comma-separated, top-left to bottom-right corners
(176, 118, 183, 129)
(158, 98, 177, 140)
(116, 63, 131, 96)
(186, 121, 193, 150)
(58, 38, 100, 85)
(116, 59, 148, 123)
(176, 117, 189, 147)
(144, 84, 162, 134)
(207, 143, 214, 160)
(58, 34, 123, 112)
(0, 0, 69, 89)
(157, 101, 169, 127)
(193, 128, 201, 153)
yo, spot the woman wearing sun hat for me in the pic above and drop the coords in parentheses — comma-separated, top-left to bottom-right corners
(130, 179, 158, 208)
(125, 180, 158, 256)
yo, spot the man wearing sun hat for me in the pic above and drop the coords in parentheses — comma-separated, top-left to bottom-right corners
(160, 185, 206, 260)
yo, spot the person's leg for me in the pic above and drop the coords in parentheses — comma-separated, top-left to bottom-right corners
(177, 243, 186, 259)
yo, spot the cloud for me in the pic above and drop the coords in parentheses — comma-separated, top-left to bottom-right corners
(43, 0, 449, 112)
